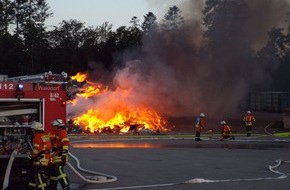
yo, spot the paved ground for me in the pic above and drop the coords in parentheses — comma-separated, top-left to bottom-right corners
(65, 134, 290, 190)
(4, 111, 289, 189)
(64, 111, 289, 190)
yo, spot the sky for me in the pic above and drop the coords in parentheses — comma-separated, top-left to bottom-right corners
(46, 0, 181, 30)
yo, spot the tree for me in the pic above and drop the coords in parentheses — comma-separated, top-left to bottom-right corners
(128, 16, 142, 46)
(48, 19, 89, 74)
(33, 0, 52, 30)
(81, 22, 113, 48)
(129, 16, 139, 28)
(14, 0, 52, 73)
(80, 22, 114, 72)
(13, 0, 27, 36)
(0, 34, 25, 75)
(161, 5, 184, 31)
(0, 0, 15, 35)
(49, 19, 85, 48)
(203, 0, 248, 50)
(201, 0, 268, 106)
(256, 27, 286, 90)
(141, 12, 157, 37)
(258, 28, 285, 64)
(114, 16, 142, 51)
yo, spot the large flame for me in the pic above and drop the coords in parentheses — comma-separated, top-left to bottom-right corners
(77, 81, 108, 99)
(68, 72, 108, 105)
(69, 72, 172, 133)
(71, 72, 87, 82)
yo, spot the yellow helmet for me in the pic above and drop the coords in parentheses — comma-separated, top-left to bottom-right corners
(31, 121, 43, 131)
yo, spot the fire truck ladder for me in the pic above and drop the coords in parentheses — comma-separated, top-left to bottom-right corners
(7, 71, 68, 84)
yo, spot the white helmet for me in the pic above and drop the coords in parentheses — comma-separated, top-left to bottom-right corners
(52, 119, 65, 127)
(200, 113, 205, 117)
(31, 121, 43, 131)
(220, 121, 226, 125)
(247, 110, 251, 114)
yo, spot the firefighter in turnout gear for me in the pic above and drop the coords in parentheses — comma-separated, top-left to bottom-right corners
(49, 119, 71, 190)
(243, 111, 256, 137)
(220, 121, 232, 141)
(28, 122, 52, 190)
(194, 113, 206, 141)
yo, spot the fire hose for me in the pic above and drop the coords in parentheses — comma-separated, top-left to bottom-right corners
(87, 159, 289, 190)
(2, 150, 18, 190)
(67, 151, 118, 183)
(264, 123, 275, 135)
(86, 159, 289, 190)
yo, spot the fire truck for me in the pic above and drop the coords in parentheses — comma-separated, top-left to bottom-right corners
(0, 71, 68, 189)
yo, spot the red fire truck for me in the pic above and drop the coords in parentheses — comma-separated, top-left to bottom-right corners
(0, 71, 68, 189)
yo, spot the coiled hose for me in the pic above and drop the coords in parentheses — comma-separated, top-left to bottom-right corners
(67, 151, 117, 183)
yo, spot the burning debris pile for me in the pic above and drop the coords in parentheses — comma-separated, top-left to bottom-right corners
(67, 72, 173, 134)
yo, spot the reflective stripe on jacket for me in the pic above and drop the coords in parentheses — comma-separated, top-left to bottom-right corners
(32, 132, 52, 166)
(243, 115, 256, 126)
(52, 128, 69, 164)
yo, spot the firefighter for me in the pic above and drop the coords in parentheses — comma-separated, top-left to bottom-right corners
(194, 113, 206, 141)
(220, 121, 231, 141)
(49, 119, 71, 190)
(28, 121, 52, 190)
(243, 110, 256, 137)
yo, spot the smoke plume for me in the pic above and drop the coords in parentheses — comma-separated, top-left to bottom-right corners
(69, 0, 290, 128)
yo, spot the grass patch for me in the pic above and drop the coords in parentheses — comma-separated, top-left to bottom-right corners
(274, 132, 290, 137)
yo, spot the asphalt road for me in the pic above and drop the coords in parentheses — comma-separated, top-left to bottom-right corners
(65, 135, 290, 190)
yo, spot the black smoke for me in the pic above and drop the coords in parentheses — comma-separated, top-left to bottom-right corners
(70, 0, 289, 128)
